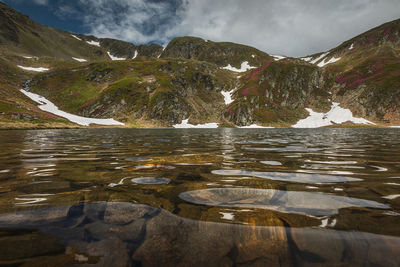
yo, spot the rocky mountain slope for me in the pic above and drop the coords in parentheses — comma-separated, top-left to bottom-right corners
(224, 19, 400, 127)
(224, 58, 332, 127)
(297, 18, 400, 124)
(0, 2, 399, 128)
(28, 59, 234, 127)
(160, 36, 270, 68)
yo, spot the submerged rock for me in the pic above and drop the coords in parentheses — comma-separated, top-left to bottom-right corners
(0, 202, 398, 266)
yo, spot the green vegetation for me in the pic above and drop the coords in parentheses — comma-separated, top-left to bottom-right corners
(0, 2, 399, 128)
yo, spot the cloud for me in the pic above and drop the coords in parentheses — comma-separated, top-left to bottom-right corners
(77, 0, 183, 45)
(33, 0, 48, 5)
(55, 4, 80, 18)
(74, 0, 400, 57)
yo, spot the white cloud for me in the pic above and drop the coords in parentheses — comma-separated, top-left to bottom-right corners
(76, 0, 400, 57)
(77, 0, 180, 45)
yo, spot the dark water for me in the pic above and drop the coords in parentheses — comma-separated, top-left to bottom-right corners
(0, 128, 399, 266)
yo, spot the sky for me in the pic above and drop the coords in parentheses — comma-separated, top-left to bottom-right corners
(2, 0, 400, 57)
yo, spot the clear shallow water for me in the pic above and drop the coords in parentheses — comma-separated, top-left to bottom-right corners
(0, 128, 399, 266)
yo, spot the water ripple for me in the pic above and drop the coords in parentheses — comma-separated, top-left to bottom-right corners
(212, 170, 361, 183)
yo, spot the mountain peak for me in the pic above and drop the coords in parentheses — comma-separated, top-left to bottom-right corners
(161, 36, 271, 68)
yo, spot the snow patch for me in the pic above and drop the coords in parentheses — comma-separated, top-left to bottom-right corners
(221, 88, 235, 105)
(349, 43, 354, 50)
(251, 54, 255, 58)
(272, 55, 286, 61)
(239, 124, 274, 128)
(301, 56, 312, 62)
(72, 57, 87, 62)
(319, 218, 337, 228)
(222, 61, 256, 73)
(158, 46, 166, 58)
(18, 65, 49, 72)
(173, 119, 218, 128)
(319, 218, 328, 227)
(132, 50, 138, 59)
(20, 89, 124, 126)
(292, 102, 374, 128)
(317, 56, 341, 67)
(71, 34, 82, 41)
(219, 212, 234, 220)
(86, 40, 100, 47)
(107, 52, 126, 61)
(310, 52, 329, 64)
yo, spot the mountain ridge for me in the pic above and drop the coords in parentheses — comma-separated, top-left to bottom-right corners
(0, 2, 399, 128)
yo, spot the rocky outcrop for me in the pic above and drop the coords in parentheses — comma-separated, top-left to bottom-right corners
(225, 59, 331, 126)
(161, 36, 270, 68)
(99, 38, 163, 59)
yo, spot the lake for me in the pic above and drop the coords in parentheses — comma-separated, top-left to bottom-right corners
(0, 128, 399, 266)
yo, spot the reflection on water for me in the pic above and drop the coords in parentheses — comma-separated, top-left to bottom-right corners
(179, 188, 389, 216)
(0, 128, 399, 265)
(211, 169, 362, 183)
(131, 177, 171, 185)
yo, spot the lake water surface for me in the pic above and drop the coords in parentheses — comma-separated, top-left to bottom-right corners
(0, 129, 399, 266)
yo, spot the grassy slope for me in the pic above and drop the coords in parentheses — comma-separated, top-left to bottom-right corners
(0, 1, 164, 128)
(29, 58, 235, 127)
(0, 57, 78, 129)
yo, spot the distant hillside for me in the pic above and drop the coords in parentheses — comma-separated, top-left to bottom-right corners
(0, 2, 162, 61)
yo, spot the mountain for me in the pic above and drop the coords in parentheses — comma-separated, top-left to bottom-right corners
(0, 2, 162, 61)
(0, 2, 399, 128)
(225, 19, 400, 126)
(0, 1, 161, 128)
(160, 36, 271, 68)
(28, 59, 234, 127)
(298, 19, 400, 124)
(224, 58, 331, 126)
